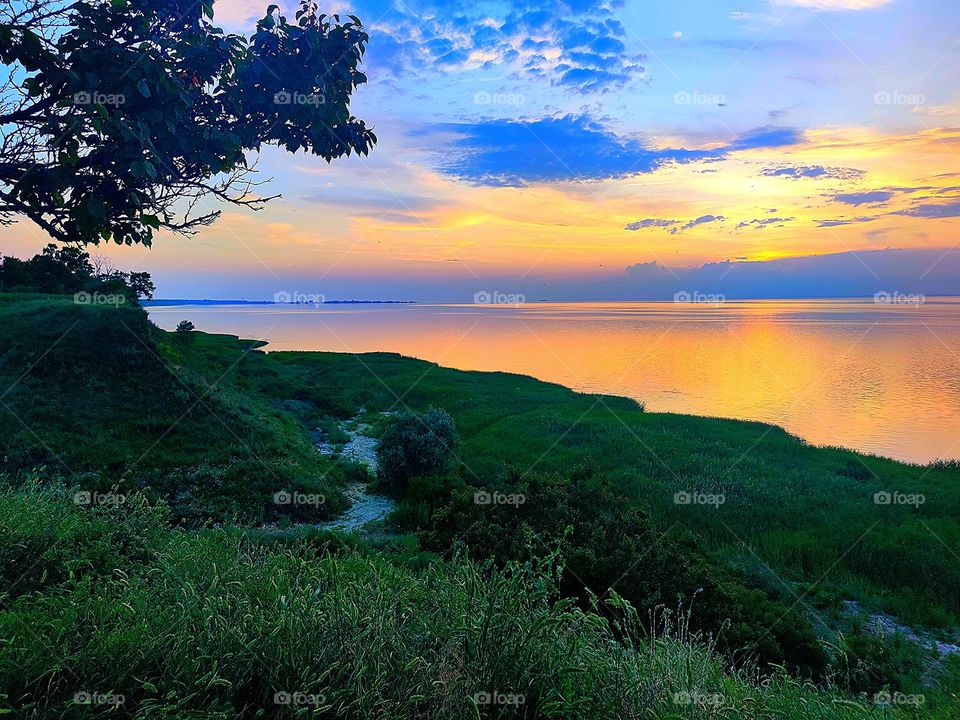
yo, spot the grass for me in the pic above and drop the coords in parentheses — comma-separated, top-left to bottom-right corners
(2, 483, 957, 719)
(247, 349, 960, 631)
(0, 294, 350, 524)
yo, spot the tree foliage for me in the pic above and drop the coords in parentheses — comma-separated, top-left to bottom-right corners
(0, 243, 153, 299)
(0, 0, 375, 245)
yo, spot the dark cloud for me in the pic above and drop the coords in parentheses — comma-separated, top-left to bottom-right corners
(725, 126, 804, 150)
(735, 217, 794, 230)
(625, 214, 729, 233)
(616, 248, 960, 300)
(893, 201, 960, 219)
(834, 191, 895, 206)
(421, 115, 723, 186)
(624, 219, 679, 230)
(816, 216, 879, 227)
(683, 214, 724, 230)
(424, 116, 804, 186)
(761, 165, 866, 181)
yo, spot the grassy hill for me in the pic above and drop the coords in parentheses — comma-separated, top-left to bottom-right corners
(2, 293, 959, 717)
(0, 294, 354, 524)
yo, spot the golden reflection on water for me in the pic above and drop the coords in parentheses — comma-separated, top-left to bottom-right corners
(148, 299, 960, 464)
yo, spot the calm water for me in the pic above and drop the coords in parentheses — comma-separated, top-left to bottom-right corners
(148, 299, 960, 464)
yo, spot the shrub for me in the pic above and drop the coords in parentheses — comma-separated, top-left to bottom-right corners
(376, 408, 457, 494)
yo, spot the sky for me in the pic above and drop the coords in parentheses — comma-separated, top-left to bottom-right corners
(4, 0, 960, 300)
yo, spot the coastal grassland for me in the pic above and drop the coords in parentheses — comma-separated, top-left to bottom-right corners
(1, 483, 956, 719)
(2, 295, 960, 715)
(250, 347, 960, 632)
(0, 294, 349, 523)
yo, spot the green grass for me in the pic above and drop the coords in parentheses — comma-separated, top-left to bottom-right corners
(0, 294, 350, 523)
(246, 349, 960, 631)
(2, 484, 957, 719)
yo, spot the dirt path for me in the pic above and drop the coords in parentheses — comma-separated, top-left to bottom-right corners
(316, 416, 395, 531)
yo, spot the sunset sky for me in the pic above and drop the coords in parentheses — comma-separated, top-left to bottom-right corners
(5, 0, 960, 300)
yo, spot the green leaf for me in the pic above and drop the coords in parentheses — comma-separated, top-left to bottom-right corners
(137, 79, 151, 98)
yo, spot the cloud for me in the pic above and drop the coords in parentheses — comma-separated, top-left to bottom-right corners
(816, 216, 878, 227)
(302, 186, 453, 220)
(725, 125, 804, 150)
(424, 116, 804, 186)
(761, 165, 866, 180)
(735, 217, 795, 230)
(338, 0, 646, 93)
(618, 247, 959, 301)
(894, 201, 960, 219)
(682, 214, 725, 230)
(624, 219, 679, 230)
(834, 191, 895, 206)
(624, 214, 728, 234)
(421, 115, 723, 186)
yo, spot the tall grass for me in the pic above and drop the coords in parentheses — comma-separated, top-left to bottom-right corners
(1, 484, 955, 718)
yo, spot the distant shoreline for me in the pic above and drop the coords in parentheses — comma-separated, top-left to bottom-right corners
(143, 299, 417, 306)
(143, 296, 960, 307)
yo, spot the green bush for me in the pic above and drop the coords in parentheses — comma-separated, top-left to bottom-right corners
(376, 407, 457, 494)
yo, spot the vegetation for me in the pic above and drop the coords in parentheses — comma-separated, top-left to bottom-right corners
(0, 0, 375, 245)
(0, 244, 153, 299)
(0, 293, 350, 524)
(2, 483, 958, 719)
(1, 282, 959, 716)
(376, 407, 458, 494)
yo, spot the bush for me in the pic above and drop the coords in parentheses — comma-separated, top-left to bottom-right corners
(376, 408, 457, 494)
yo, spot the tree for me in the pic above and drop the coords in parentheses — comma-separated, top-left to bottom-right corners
(377, 408, 458, 494)
(0, 244, 153, 300)
(0, 0, 375, 246)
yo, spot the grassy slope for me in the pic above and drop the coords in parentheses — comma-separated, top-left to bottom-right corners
(0, 294, 350, 523)
(255, 349, 960, 630)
